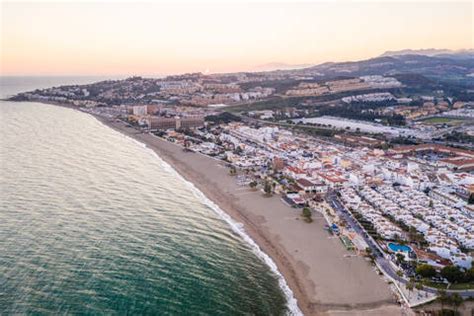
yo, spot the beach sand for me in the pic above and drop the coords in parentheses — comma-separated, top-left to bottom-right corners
(90, 116, 402, 316)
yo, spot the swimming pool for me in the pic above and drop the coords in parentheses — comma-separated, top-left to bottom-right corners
(388, 242, 412, 253)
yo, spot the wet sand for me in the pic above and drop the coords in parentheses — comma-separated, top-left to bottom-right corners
(91, 115, 401, 316)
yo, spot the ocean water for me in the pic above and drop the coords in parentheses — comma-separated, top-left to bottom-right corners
(0, 77, 297, 315)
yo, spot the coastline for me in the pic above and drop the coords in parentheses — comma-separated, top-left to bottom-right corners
(36, 101, 401, 315)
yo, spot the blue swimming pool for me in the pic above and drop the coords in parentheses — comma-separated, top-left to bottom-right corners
(388, 242, 412, 253)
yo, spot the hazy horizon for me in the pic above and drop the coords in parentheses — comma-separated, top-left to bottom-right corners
(1, 1, 473, 76)
(0, 46, 472, 78)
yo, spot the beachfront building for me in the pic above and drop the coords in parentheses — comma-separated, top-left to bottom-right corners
(146, 116, 204, 130)
(133, 105, 148, 116)
(147, 117, 177, 130)
(177, 116, 205, 129)
(295, 179, 327, 194)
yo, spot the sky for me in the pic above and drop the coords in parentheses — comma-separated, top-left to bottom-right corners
(1, 0, 473, 76)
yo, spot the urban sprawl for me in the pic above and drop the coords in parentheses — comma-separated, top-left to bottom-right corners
(11, 56, 474, 309)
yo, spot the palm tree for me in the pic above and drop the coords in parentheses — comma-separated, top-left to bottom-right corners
(406, 281, 414, 299)
(263, 180, 272, 197)
(302, 207, 313, 223)
(415, 282, 423, 292)
(437, 289, 448, 312)
(449, 293, 463, 314)
(396, 270, 404, 288)
(249, 181, 257, 190)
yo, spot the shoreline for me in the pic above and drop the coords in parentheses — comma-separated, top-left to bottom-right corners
(118, 123, 301, 315)
(30, 101, 402, 315)
(90, 113, 309, 315)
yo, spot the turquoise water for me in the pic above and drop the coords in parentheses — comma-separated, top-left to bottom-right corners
(0, 77, 296, 315)
(388, 242, 412, 253)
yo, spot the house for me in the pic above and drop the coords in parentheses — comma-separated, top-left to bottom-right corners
(295, 178, 327, 193)
(284, 166, 306, 179)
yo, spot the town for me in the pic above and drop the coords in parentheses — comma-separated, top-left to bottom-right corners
(9, 51, 474, 311)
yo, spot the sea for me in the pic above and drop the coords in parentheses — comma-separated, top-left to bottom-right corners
(0, 76, 299, 315)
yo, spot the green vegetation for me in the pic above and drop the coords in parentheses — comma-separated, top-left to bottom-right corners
(249, 181, 258, 190)
(229, 166, 237, 176)
(441, 266, 464, 284)
(293, 125, 336, 138)
(423, 280, 474, 291)
(263, 180, 273, 197)
(419, 266, 474, 290)
(301, 207, 313, 223)
(416, 264, 437, 278)
(392, 73, 434, 86)
(415, 282, 424, 291)
(340, 236, 354, 250)
(408, 226, 428, 247)
(205, 112, 242, 124)
(317, 100, 406, 126)
(437, 289, 464, 315)
(395, 253, 405, 265)
(406, 280, 415, 296)
(468, 193, 474, 205)
(419, 117, 463, 125)
(444, 131, 474, 144)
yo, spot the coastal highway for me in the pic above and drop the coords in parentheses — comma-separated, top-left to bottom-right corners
(326, 192, 474, 300)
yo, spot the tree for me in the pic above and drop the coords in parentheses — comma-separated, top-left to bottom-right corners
(301, 207, 313, 223)
(464, 267, 474, 283)
(395, 253, 405, 266)
(416, 264, 437, 278)
(437, 289, 449, 312)
(415, 282, 423, 291)
(448, 293, 463, 313)
(233, 146, 243, 155)
(249, 181, 257, 190)
(441, 266, 463, 283)
(408, 226, 419, 243)
(406, 281, 414, 298)
(468, 193, 474, 205)
(183, 140, 191, 151)
(263, 180, 272, 197)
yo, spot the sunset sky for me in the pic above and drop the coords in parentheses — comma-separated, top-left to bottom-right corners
(1, 0, 472, 76)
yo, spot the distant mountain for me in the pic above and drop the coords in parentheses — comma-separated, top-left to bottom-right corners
(434, 50, 474, 61)
(292, 53, 474, 81)
(381, 48, 474, 59)
(252, 62, 314, 72)
(381, 48, 454, 57)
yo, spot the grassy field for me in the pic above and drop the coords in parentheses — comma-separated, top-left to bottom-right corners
(418, 117, 464, 125)
(422, 280, 474, 290)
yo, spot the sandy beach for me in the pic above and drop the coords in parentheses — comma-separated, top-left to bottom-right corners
(86, 114, 402, 316)
(20, 98, 403, 315)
